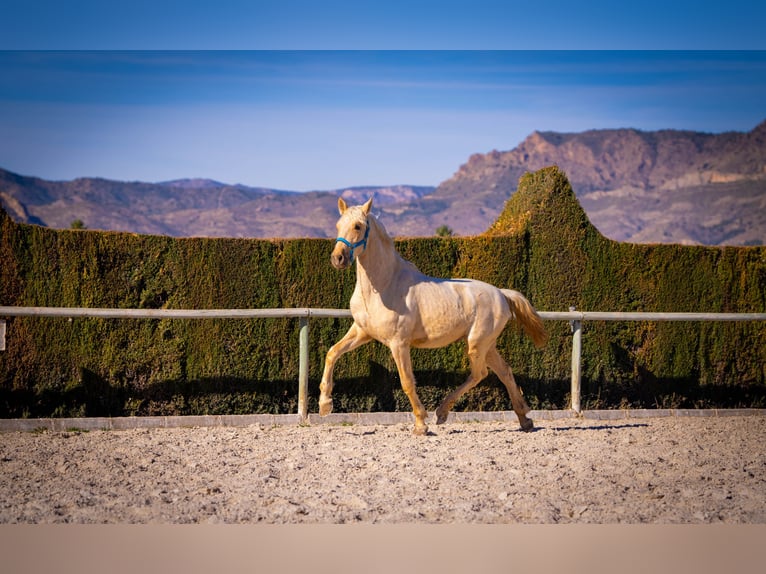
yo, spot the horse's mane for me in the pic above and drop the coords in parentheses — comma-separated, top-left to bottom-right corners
(368, 213, 395, 250)
(368, 212, 423, 274)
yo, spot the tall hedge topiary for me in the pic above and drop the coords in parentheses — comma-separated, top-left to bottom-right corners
(488, 166, 766, 408)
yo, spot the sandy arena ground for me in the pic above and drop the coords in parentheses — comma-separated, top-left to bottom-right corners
(1, 415, 764, 524)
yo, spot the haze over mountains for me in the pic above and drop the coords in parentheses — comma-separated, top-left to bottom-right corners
(2, 121, 765, 245)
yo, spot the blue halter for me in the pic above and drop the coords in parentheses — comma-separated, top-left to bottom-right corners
(335, 220, 370, 264)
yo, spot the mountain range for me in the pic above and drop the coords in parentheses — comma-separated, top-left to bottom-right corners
(2, 121, 765, 245)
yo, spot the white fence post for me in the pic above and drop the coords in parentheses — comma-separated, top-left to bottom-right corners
(297, 316, 310, 422)
(569, 306, 582, 413)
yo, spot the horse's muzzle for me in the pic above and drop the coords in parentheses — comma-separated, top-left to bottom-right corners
(331, 247, 351, 269)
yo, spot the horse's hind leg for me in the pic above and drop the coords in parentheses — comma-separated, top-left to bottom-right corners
(319, 322, 371, 416)
(435, 345, 489, 425)
(486, 347, 534, 432)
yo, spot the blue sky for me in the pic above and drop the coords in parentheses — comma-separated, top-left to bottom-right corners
(3, 1, 765, 51)
(1, 2, 765, 190)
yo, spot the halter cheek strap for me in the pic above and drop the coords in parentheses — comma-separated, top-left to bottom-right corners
(335, 221, 370, 264)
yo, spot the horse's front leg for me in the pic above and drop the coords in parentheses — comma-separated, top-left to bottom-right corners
(389, 341, 429, 436)
(319, 322, 371, 416)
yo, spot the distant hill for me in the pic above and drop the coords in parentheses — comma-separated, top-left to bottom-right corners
(0, 169, 434, 238)
(1, 121, 764, 245)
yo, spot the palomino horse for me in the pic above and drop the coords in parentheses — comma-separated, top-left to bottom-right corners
(320, 197, 548, 435)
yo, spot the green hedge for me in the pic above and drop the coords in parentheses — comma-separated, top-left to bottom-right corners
(1, 166, 764, 417)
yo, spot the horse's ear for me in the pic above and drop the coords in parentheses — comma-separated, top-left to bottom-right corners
(338, 197, 348, 215)
(362, 197, 373, 215)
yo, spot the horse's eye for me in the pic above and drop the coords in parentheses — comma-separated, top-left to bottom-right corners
(354, 224, 361, 231)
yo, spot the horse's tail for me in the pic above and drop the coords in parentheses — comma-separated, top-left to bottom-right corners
(501, 289, 548, 348)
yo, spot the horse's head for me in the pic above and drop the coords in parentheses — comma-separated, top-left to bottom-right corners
(332, 197, 373, 269)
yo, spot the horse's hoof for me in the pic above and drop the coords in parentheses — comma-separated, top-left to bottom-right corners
(520, 418, 534, 432)
(412, 424, 429, 436)
(318, 398, 333, 417)
(435, 410, 448, 425)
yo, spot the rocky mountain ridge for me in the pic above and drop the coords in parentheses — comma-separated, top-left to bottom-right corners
(399, 120, 766, 244)
(468, 122, 766, 192)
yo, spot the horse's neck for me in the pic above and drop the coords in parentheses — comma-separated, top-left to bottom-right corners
(356, 218, 405, 292)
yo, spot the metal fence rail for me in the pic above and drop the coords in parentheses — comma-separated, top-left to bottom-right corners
(1, 306, 765, 419)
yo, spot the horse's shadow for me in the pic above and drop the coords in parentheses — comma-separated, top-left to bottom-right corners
(445, 426, 542, 435)
(550, 423, 650, 431)
(445, 422, 649, 435)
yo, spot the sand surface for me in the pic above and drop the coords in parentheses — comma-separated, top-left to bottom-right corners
(1, 416, 764, 524)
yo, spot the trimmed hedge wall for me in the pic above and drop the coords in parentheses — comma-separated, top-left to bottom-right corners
(1, 166, 764, 417)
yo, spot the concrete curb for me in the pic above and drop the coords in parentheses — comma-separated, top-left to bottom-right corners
(1, 408, 764, 432)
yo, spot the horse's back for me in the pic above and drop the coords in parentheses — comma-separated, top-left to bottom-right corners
(407, 276, 512, 348)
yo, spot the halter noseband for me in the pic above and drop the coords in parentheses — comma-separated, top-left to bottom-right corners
(335, 220, 370, 264)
